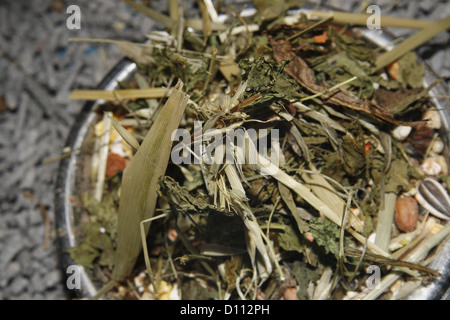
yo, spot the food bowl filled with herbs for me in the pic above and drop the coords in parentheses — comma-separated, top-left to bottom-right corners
(55, 1, 450, 300)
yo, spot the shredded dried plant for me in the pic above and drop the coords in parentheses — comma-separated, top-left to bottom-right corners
(66, 1, 450, 300)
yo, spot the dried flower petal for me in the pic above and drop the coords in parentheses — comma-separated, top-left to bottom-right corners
(106, 153, 127, 178)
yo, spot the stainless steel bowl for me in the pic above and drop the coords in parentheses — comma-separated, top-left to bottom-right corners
(55, 58, 137, 298)
(55, 4, 450, 299)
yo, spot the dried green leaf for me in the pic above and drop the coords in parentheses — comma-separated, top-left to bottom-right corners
(291, 260, 321, 300)
(67, 242, 99, 269)
(384, 158, 410, 194)
(309, 217, 351, 260)
(396, 52, 425, 89)
(328, 26, 375, 63)
(83, 222, 116, 269)
(239, 55, 301, 100)
(277, 218, 304, 253)
(253, 0, 288, 23)
(67, 221, 114, 269)
(81, 192, 118, 240)
(315, 51, 374, 99)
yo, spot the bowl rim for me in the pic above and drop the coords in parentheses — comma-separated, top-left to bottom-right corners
(55, 58, 137, 298)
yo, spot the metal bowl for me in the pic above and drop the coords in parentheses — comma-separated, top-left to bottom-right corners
(55, 3, 450, 299)
(55, 58, 137, 298)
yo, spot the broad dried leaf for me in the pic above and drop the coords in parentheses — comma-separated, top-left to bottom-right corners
(112, 80, 190, 281)
(269, 37, 426, 128)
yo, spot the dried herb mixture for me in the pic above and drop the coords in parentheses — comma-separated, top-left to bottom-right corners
(67, 0, 450, 300)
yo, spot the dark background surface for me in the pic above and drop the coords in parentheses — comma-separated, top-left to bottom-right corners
(0, 0, 448, 299)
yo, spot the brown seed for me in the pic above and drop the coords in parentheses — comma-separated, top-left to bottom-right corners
(395, 196, 418, 232)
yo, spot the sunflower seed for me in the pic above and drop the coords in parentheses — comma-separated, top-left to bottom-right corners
(415, 178, 450, 220)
